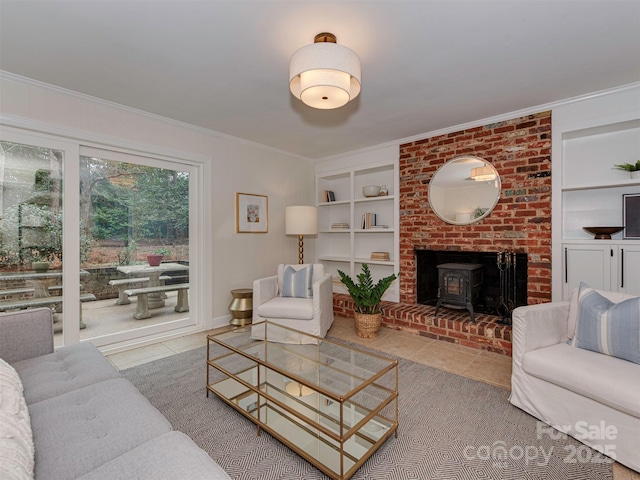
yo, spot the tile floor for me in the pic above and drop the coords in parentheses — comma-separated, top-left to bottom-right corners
(105, 316, 639, 479)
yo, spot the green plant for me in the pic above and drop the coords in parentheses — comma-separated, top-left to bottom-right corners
(153, 247, 171, 256)
(337, 264, 398, 315)
(613, 160, 640, 172)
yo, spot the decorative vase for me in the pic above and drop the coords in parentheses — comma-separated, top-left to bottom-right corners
(631, 171, 640, 179)
(147, 254, 163, 266)
(379, 185, 389, 196)
(32, 261, 50, 273)
(353, 312, 382, 338)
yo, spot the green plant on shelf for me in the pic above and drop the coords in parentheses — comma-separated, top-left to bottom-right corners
(613, 160, 640, 172)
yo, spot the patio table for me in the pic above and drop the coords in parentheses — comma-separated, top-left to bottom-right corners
(116, 263, 189, 309)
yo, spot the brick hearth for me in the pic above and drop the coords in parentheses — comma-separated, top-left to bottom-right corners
(333, 294, 512, 356)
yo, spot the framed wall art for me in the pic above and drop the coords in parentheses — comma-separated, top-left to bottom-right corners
(236, 193, 268, 233)
(623, 193, 640, 239)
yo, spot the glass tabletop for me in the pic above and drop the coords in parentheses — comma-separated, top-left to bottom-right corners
(208, 321, 397, 400)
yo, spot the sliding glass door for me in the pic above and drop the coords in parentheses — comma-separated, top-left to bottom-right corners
(78, 147, 195, 346)
(1, 130, 200, 348)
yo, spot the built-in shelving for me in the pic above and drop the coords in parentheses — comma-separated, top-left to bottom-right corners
(554, 97, 640, 300)
(316, 161, 399, 302)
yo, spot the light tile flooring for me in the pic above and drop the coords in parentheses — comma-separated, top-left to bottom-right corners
(105, 316, 639, 479)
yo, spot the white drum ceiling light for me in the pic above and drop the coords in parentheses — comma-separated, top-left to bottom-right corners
(289, 32, 361, 110)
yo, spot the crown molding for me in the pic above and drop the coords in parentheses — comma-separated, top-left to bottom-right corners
(0, 70, 312, 163)
(317, 81, 640, 162)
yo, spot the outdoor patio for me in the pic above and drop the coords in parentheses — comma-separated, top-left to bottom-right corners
(53, 291, 190, 347)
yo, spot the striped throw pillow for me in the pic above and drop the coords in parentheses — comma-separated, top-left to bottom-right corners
(570, 282, 640, 364)
(280, 264, 314, 299)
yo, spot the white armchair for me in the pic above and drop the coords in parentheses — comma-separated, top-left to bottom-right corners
(251, 264, 334, 344)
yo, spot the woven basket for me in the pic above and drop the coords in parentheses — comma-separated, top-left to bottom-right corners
(353, 312, 382, 338)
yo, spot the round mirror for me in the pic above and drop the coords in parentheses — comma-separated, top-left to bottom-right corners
(428, 156, 501, 225)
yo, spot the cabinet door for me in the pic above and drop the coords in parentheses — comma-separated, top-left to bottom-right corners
(563, 244, 611, 300)
(619, 245, 640, 296)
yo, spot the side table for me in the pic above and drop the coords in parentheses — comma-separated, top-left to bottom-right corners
(229, 288, 253, 326)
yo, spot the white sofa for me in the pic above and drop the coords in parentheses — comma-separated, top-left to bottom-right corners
(251, 263, 334, 343)
(509, 290, 640, 472)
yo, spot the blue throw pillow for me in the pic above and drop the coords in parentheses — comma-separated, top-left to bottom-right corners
(280, 264, 314, 299)
(570, 282, 640, 364)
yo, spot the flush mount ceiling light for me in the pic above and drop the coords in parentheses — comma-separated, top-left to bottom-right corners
(289, 32, 361, 110)
(470, 165, 496, 182)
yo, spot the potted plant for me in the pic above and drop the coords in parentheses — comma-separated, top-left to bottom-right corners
(337, 264, 398, 338)
(147, 248, 170, 267)
(614, 160, 640, 179)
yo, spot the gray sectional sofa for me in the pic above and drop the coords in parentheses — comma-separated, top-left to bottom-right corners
(0, 308, 230, 480)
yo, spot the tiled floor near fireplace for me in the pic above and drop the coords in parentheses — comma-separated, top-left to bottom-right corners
(105, 316, 639, 480)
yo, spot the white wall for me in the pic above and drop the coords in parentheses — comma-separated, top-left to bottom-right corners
(0, 74, 316, 326)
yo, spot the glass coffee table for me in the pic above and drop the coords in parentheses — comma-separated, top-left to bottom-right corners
(206, 320, 398, 480)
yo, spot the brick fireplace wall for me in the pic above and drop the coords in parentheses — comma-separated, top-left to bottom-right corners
(399, 111, 552, 306)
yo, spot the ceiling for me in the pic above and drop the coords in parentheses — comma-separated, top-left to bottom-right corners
(1, 1, 639, 160)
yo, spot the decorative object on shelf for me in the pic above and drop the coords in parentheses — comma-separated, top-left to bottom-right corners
(289, 32, 361, 110)
(583, 226, 625, 240)
(613, 160, 640, 179)
(285, 206, 318, 264)
(623, 193, 640, 239)
(236, 193, 268, 233)
(379, 185, 389, 196)
(337, 263, 398, 338)
(362, 185, 381, 197)
(146, 254, 163, 266)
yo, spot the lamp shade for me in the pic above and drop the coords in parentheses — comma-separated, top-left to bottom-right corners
(289, 33, 361, 110)
(285, 206, 318, 235)
(470, 165, 496, 182)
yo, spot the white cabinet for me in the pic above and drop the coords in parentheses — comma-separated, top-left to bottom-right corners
(316, 162, 399, 302)
(562, 242, 640, 299)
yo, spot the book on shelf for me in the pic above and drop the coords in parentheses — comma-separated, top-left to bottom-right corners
(331, 222, 349, 230)
(370, 251, 390, 261)
(323, 190, 336, 202)
(369, 225, 389, 229)
(361, 212, 377, 229)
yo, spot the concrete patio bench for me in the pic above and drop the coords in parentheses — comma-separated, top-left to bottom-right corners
(109, 276, 171, 305)
(123, 283, 189, 319)
(0, 293, 97, 331)
(0, 288, 35, 301)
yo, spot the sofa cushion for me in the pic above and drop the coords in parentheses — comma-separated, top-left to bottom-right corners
(523, 342, 640, 418)
(28, 378, 172, 480)
(12, 342, 120, 405)
(257, 296, 314, 320)
(280, 264, 314, 298)
(567, 285, 637, 341)
(570, 282, 640, 364)
(0, 358, 34, 480)
(76, 431, 230, 480)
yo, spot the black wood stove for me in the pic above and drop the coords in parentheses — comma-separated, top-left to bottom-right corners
(434, 263, 484, 322)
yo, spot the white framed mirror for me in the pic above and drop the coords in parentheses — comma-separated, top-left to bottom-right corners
(428, 156, 501, 225)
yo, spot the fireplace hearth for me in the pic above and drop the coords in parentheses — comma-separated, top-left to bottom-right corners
(416, 248, 527, 323)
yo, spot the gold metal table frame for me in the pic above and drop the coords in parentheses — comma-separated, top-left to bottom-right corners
(206, 320, 399, 480)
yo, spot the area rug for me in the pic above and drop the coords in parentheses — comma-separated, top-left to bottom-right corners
(122, 341, 613, 480)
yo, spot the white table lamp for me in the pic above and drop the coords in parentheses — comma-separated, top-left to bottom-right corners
(285, 206, 318, 264)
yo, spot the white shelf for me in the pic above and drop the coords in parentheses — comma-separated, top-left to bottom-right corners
(354, 257, 394, 266)
(318, 256, 351, 263)
(562, 179, 640, 191)
(354, 195, 395, 204)
(354, 229, 394, 233)
(318, 200, 351, 206)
